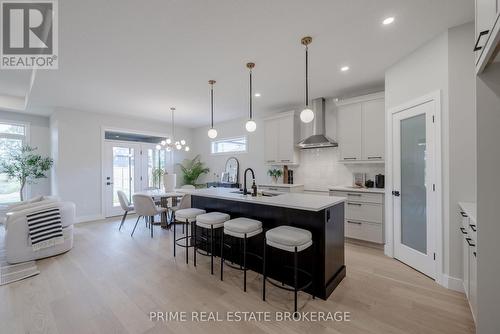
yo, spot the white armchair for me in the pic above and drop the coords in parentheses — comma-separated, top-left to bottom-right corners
(4, 200, 75, 264)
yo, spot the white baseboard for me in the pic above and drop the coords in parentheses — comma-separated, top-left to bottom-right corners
(75, 214, 105, 224)
(442, 274, 464, 293)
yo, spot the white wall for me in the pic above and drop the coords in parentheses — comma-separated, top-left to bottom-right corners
(0, 110, 51, 198)
(192, 99, 384, 192)
(385, 22, 475, 285)
(476, 62, 500, 334)
(50, 108, 192, 221)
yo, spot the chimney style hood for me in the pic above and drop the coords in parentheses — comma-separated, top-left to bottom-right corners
(296, 98, 338, 149)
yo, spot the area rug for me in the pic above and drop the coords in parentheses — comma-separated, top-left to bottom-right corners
(0, 233, 40, 285)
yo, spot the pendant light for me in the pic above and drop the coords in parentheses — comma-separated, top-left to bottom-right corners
(300, 36, 314, 123)
(158, 107, 189, 152)
(207, 80, 218, 139)
(245, 62, 257, 132)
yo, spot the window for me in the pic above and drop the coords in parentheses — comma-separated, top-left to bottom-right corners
(0, 121, 28, 204)
(211, 136, 247, 154)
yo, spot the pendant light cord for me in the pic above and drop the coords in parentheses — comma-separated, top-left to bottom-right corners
(305, 45, 309, 108)
(249, 68, 253, 119)
(210, 83, 214, 128)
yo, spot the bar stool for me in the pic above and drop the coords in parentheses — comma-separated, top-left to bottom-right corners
(174, 208, 206, 264)
(221, 217, 263, 291)
(194, 212, 230, 274)
(263, 225, 314, 314)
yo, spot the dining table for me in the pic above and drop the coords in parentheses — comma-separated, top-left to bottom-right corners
(134, 189, 185, 228)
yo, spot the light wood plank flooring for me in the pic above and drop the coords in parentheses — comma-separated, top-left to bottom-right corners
(0, 216, 475, 334)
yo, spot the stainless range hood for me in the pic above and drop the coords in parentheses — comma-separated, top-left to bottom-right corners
(296, 98, 338, 149)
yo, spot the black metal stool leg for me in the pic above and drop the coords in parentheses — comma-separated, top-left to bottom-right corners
(294, 246, 298, 315)
(243, 233, 247, 292)
(194, 221, 197, 267)
(185, 219, 189, 264)
(220, 230, 224, 281)
(210, 225, 214, 275)
(262, 238, 266, 301)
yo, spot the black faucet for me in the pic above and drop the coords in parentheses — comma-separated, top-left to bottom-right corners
(243, 168, 257, 196)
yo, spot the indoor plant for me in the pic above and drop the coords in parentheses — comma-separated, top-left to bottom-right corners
(0, 146, 53, 201)
(267, 168, 283, 184)
(177, 154, 209, 187)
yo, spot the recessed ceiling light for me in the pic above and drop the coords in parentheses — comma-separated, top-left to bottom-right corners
(383, 17, 395, 25)
(254, 93, 261, 97)
(341, 66, 350, 72)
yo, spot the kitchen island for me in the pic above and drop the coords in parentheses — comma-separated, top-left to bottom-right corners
(181, 187, 346, 300)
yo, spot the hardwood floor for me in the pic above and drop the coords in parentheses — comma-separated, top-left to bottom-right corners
(0, 216, 475, 334)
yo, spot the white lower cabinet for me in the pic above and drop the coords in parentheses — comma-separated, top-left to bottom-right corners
(459, 203, 477, 323)
(330, 189, 384, 244)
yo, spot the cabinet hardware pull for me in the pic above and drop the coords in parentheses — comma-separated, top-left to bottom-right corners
(460, 227, 467, 234)
(474, 30, 490, 51)
(343, 157, 357, 160)
(466, 238, 476, 247)
(281, 159, 290, 162)
(347, 193, 362, 196)
(469, 224, 476, 232)
(367, 156, 382, 159)
(347, 202, 362, 206)
(347, 221, 362, 225)
(460, 211, 468, 217)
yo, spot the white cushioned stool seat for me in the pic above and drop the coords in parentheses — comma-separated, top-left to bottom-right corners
(196, 212, 230, 229)
(176, 208, 206, 222)
(224, 217, 262, 238)
(266, 226, 312, 252)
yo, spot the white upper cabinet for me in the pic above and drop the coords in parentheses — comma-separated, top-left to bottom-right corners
(264, 111, 299, 165)
(337, 103, 362, 161)
(336, 93, 385, 163)
(362, 99, 385, 161)
(475, 0, 500, 72)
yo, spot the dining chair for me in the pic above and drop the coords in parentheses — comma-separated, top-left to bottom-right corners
(131, 194, 167, 238)
(117, 191, 134, 231)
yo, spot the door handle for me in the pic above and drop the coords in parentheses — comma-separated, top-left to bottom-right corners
(474, 30, 490, 51)
(106, 182, 114, 186)
(392, 190, 400, 197)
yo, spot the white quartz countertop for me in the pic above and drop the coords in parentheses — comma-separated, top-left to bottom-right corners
(459, 202, 477, 225)
(329, 186, 385, 194)
(179, 187, 345, 212)
(258, 183, 304, 188)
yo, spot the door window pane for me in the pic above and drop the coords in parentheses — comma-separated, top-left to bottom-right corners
(147, 148, 168, 188)
(112, 147, 134, 206)
(400, 114, 427, 254)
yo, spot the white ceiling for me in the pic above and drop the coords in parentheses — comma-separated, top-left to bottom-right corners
(0, 0, 473, 127)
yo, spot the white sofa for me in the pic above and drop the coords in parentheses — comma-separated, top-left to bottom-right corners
(3, 197, 75, 264)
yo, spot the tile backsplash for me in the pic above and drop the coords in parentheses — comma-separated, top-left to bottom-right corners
(292, 148, 384, 191)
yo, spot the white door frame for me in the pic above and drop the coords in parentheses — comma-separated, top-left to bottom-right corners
(100, 126, 170, 218)
(385, 90, 443, 285)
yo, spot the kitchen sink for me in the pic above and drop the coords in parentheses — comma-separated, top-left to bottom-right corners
(230, 190, 281, 197)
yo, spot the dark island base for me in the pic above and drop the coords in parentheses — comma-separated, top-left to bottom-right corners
(191, 195, 346, 300)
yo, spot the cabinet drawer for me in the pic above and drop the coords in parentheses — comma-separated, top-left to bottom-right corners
(259, 186, 290, 193)
(345, 220, 383, 243)
(346, 202, 383, 223)
(330, 191, 383, 204)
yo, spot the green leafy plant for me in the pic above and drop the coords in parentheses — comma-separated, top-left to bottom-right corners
(152, 167, 165, 188)
(0, 146, 53, 201)
(267, 168, 283, 178)
(177, 154, 209, 186)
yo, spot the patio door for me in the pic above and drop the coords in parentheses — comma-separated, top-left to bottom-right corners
(103, 141, 171, 217)
(392, 99, 439, 279)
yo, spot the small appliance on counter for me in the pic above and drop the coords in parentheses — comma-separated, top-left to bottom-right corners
(375, 174, 385, 188)
(365, 179, 374, 188)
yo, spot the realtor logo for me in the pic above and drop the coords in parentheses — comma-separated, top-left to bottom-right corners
(1, 0, 58, 69)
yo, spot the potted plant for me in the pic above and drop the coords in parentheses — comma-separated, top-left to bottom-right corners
(0, 146, 53, 201)
(177, 154, 210, 187)
(267, 168, 283, 184)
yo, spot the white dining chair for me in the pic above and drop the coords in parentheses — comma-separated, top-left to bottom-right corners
(117, 191, 134, 231)
(131, 194, 167, 238)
